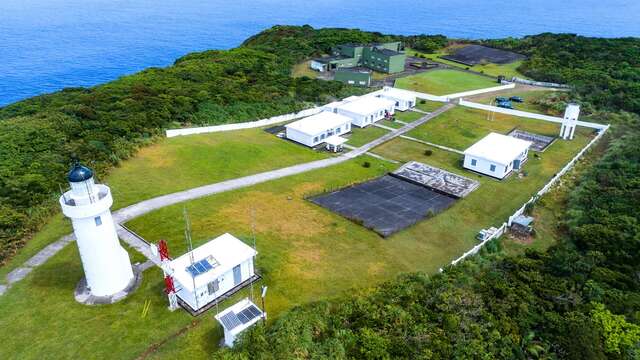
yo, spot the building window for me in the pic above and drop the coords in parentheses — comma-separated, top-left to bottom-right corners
(94, 216, 102, 226)
(207, 279, 219, 295)
(336, 127, 341, 134)
(505, 165, 508, 172)
(313, 136, 318, 142)
(490, 164, 496, 172)
(471, 159, 477, 166)
(320, 134, 325, 140)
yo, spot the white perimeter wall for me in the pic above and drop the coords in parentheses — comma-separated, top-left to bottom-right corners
(166, 107, 322, 138)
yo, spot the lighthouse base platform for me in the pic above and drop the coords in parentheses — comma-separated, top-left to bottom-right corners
(74, 263, 144, 305)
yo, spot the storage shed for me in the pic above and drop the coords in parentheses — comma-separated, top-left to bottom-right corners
(285, 111, 352, 148)
(336, 96, 396, 127)
(378, 86, 416, 111)
(169, 233, 257, 312)
(463, 132, 532, 179)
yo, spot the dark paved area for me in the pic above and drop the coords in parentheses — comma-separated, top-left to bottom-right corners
(508, 129, 555, 152)
(442, 44, 526, 66)
(310, 175, 456, 237)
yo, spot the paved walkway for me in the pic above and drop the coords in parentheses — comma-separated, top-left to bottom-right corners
(1, 103, 455, 295)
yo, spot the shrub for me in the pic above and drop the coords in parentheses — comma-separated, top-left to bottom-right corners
(362, 161, 371, 168)
(424, 149, 433, 156)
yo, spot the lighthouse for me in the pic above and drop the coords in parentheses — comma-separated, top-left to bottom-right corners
(560, 103, 580, 140)
(59, 163, 134, 298)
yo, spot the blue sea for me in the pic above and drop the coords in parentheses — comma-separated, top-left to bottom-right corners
(1, 0, 639, 106)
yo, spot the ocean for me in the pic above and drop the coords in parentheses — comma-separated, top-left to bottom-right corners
(1, 0, 639, 106)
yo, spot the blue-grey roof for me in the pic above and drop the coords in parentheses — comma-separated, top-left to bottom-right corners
(513, 215, 534, 227)
(67, 163, 94, 183)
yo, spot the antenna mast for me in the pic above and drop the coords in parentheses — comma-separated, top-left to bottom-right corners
(183, 207, 198, 310)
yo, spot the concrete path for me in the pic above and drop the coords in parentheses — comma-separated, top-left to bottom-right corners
(1, 103, 455, 295)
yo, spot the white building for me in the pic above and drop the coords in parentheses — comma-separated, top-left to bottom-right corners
(285, 111, 352, 147)
(336, 96, 396, 127)
(215, 298, 265, 347)
(463, 133, 532, 179)
(560, 103, 580, 140)
(59, 164, 134, 297)
(378, 86, 416, 111)
(169, 233, 257, 312)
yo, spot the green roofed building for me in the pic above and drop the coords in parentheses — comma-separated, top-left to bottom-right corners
(334, 68, 372, 87)
(310, 41, 406, 75)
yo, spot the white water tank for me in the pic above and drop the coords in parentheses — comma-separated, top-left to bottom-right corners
(59, 163, 134, 297)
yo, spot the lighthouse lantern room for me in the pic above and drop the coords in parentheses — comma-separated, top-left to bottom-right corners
(59, 163, 134, 299)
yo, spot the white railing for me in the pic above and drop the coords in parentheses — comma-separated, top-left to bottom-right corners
(449, 124, 609, 267)
(458, 99, 607, 130)
(165, 107, 322, 138)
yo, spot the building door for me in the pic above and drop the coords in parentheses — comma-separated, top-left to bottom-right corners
(513, 159, 521, 170)
(233, 265, 242, 285)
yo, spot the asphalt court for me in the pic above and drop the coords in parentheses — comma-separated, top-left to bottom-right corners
(310, 175, 456, 237)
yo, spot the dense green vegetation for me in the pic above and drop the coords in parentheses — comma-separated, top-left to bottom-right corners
(484, 34, 640, 114)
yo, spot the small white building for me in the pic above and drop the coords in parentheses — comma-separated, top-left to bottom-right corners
(463, 132, 532, 179)
(560, 103, 580, 140)
(285, 111, 352, 148)
(215, 298, 265, 347)
(378, 86, 416, 111)
(336, 96, 396, 127)
(169, 233, 257, 312)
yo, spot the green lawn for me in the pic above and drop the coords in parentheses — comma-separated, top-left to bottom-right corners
(472, 89, 560, 115)
(291, 60, 318, 79)
(406, 106, 572, 151)
(0, 129, 326, 279)
(394, 110, 425, 122)
(345, 125, 390, 147)
(415, 100, 445, 113)
(0, 104, 596, 359)
(395, 69, 497, 96)
(407, 47, 528, 79)
(378, 119, 403, 129)
(0, 156, 401, 359)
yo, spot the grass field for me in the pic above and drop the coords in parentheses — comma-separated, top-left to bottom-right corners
(291, 60, 318, 79)
(0, 129, 326, 279)
(471, 89, 560, 115)
(395, 69, 497, 95)
(415, 100, 446, 113)
(0, 156, 404, 359)
(0, 102, 596, 359)
(345, 125, 390, 147)
(405, 106, 585, 151)
(407, 47, 528, 79)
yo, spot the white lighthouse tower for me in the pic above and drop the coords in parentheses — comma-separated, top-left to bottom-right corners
(560, 103, 580, 140)
(59, 163, 134, 298)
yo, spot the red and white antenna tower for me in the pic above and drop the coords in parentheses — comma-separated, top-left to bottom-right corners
(157, 239, 179, 311)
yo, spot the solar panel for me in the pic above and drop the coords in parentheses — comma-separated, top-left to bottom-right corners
(237, 305, 262, 324)
(219, 311, 242, 330)
(186, 259, 215, 277)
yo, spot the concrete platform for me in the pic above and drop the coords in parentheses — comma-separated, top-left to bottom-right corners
(392, 161, 479, 198)
(74, 264, 143, 305)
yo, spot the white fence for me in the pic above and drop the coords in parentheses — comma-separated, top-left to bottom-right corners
(443, 83, 516, 100)
(458, 99, 607, 130)
(448, 124, 609, 267)
(165, 107, 322, 138)
(511, 77, 571, 89)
